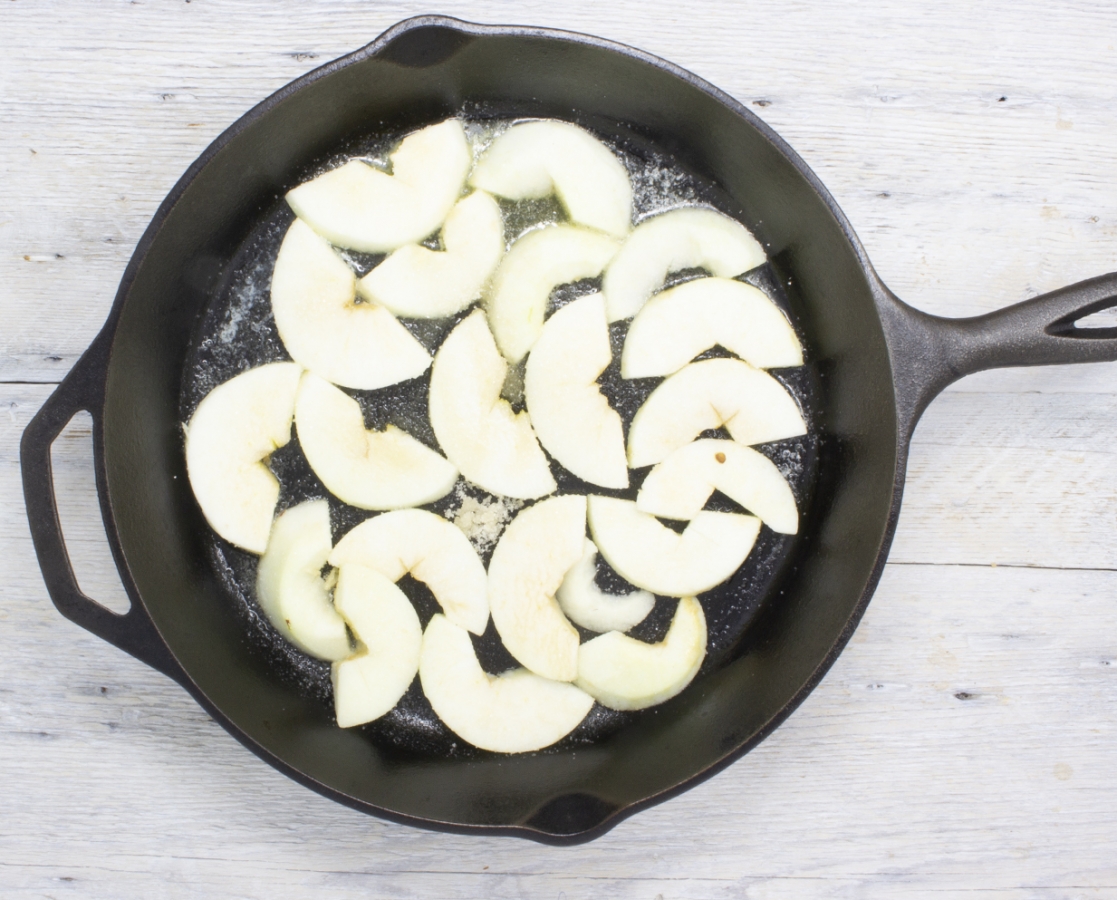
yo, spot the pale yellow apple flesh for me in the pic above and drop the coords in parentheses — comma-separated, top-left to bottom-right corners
(576, 596, 707, 710)
(286, 119, 472, 252)
(626, 358, 806, 469)
(270, 219, 431, 390)
(419, 614, 594, 753)
(470, 120, 633, 238)
(621, 276, 803, 377)
(556, 538, 655, 634)
(523, 293, 628, 489)
(184, 361, 303, 554)
(329, 508, 489, 636)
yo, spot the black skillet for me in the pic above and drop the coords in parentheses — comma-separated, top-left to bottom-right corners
(20, 16, 1117, 844)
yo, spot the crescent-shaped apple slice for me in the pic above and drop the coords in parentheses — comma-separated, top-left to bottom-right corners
(329, 509, 489, 636)
(486, 225, 620, 363)
(419, 614, 594, 754)
(637, 439, 799, 534)
(470, 120, 632, 238)
(626, 358, 806, 469)
(356, 190, 504, 319)
(286, 119, 472, 252)
(488, 495, 586, 682)
(295, 373, 458, 510)
(622, 277, 803, 377)
(587, 495, 760, 597)
(271, 219, 431, 390)
(256, 499, 350, 661)
(429, 310, 556, 500)
(556, 538, 655, 635)
(576, 596, 707, 710)
(331, 564, 422, 728)
(602, 208, 766, 322)
(523, 294, 628, 489)
(184, 361, 302, 554)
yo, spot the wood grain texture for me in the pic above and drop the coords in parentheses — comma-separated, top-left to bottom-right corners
(2, 0, 1116, 896)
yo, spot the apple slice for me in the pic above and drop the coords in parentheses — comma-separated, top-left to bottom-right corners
(622, 277, 803, 377)
(428, 310, 556, 500)
(486, 225, 619, 363)
(556, 538, 655, 634)
(184, 361, 302, 554)
(470, 120, 632, 238)
(627, 358, 806, 469)
(270, 219, 431, 390)
(419, 614, 594, 753)
(488, 495, 586, 682)
(587, 495, 760, 597)
(576, 596, 707, 710)
(295, 372, 458, 510)
(637, 439, 799, 534)
(255, 499, 350, 661)
(331, 564, 422, 728)
(329, 509, 488, 636)
(523, 294, 628, 489)
(602, 208, 766, 322)
(356, 190, 504, 318)
(286, 119, 471, 252)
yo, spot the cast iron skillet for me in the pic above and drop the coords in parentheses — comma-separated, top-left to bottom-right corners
(20, 16, 1117, 844)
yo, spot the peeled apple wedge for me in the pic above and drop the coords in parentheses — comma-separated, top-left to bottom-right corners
(329, 509, 489, 635)
(622, 277, 803, 377)
(627, 358, 806, 469)
(587, 495, 760, 597)
(470, 120, 633, 238)
(331, 564, 423, 728)
(295, 373, 458, 510)
(638, 439, 799, 534)
(357, 190, 504, 318)
(556, 539, 655, 635)
(184, 361, 302, 554)
(486, 224, 619, 363)
(270, 219, 431, 390)
(602, 207, 766, 322)
(286, 119, 472, 252)
(576, 596, 707, 710)
(419, 614, 594, 754)
(428, 311, 556, 500)
(255, 499, 350, 661)
(523, 294, 628, 489)
(487, 495, 586, 682)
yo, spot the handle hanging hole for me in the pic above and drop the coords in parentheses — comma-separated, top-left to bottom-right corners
(1046, 294, 1117, 339)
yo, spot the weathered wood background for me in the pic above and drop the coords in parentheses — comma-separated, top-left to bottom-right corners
(2, 1, 1116, 896)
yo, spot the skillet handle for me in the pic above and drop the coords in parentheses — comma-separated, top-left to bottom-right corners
(20, 332, 185, 684)
(878, 271, 1117, 432)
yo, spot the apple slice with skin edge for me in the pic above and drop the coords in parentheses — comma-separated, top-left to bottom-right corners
(488, 495, 586, 682)
(556, 538, 655, 635)
(587, 495, 760, 598)
(576, 596, 707, 710)
(637, 439, 799, 534)
(329, 509, 489, 636)
(621, 276, 803, 378)
(626, 358, 806, 469)
(523, 293, 628, 490)
(486, 224, 620, 364)
(419, 614, 594, 754)
(428, 310, 556, 500)
(356, 190, 504, 319)
(286, 119, 472, 253)
(602, 207, 766, 323)
(255, 499, 350, 661)
(295, 372, 458, 511)
(331, 564, 423, 728)
(184, 361, 302, 554)
(271, 218, 431, 390)
(470, 120, 633, 238)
